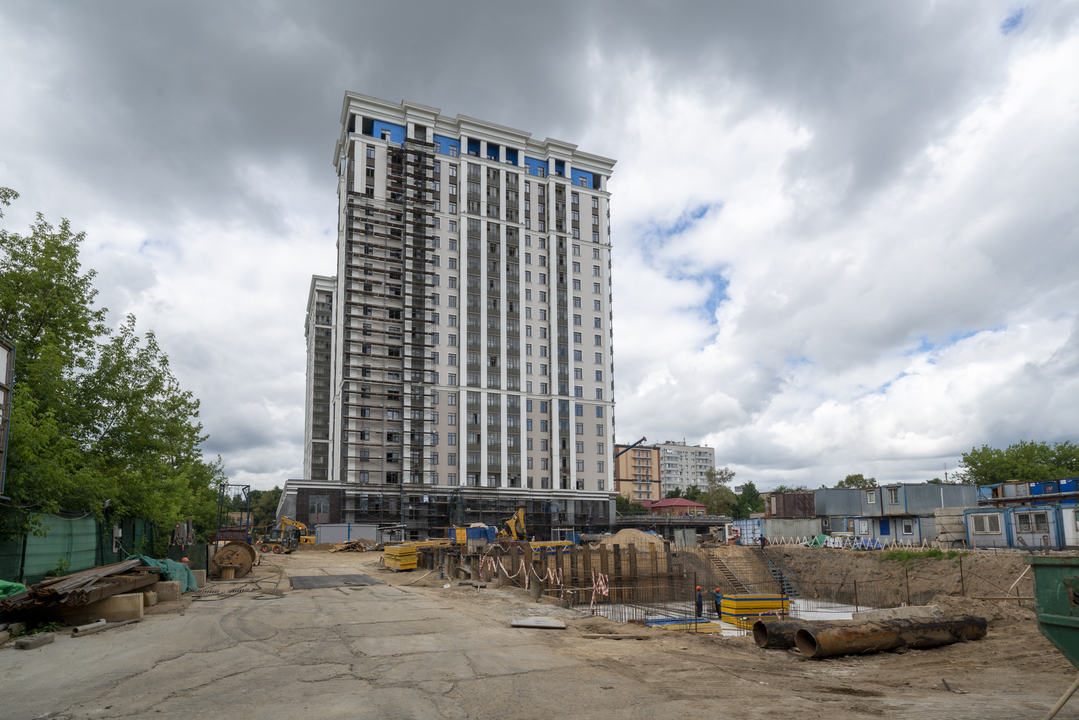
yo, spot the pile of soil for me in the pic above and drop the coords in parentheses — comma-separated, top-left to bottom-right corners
(594, 528, 665, 549)
(769, 545, 1035, 605)
(930, 594, 1036, 627)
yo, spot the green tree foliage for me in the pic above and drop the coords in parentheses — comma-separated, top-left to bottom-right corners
(702, 467, 738, 517)
(836, 473, 876, 489)
(0, 190, 225, 542)
(734, 481, 764, 519)
(772, 484, 810, 493)
(664, 488, 682, 499)
(251, 487, 283, 530)
(615, 495, 649, 516)
(956, 440, 1079, 486)
(683, 485, 703, 503)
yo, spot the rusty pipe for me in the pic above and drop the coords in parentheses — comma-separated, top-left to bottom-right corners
(795, 615, 987, 658)
(753, 620, 849, 649)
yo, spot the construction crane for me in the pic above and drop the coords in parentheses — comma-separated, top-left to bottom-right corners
(614, 437, 648, 459)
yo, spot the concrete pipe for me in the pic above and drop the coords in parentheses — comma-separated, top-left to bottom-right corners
(795, 615, 987, 658)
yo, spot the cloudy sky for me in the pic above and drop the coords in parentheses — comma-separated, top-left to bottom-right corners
(2, 2, 1077, 491)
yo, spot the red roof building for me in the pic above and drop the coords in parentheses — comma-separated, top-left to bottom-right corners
(647, 498, 707, 517)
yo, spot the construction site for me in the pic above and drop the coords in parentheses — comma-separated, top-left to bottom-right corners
(3, 528, 1079, 720)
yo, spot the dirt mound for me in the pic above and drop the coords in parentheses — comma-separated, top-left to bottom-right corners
(930, 594, 1036, 627)
(595, 528, 665, 549)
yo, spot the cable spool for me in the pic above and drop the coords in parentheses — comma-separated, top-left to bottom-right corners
(210, 541, 257, 579)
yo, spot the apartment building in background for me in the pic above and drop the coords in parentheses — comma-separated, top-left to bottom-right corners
(658, 440, 716, 495)
(614, 442, 661, 503)
(302, 275, 336, 482)
(282, 93, 618, 539)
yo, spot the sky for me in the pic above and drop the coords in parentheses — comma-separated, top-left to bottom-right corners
(1, 1, 1078, 491)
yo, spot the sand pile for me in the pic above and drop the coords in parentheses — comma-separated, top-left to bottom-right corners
(595, 528, 666, 548)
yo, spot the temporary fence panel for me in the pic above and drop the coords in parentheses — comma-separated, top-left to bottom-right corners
(316, 523, 378, 544)
(21, 513, 98, 584)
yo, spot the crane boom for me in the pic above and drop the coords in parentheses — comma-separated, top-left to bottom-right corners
(614, 436, 648, 459)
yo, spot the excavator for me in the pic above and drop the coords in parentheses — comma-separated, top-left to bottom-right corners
(495, 508, 574, 550)
(258, 517, 315, 554)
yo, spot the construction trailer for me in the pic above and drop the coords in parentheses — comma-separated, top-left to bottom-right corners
(964, 503, 1078, 551)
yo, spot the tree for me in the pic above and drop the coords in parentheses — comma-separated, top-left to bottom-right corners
(615, 495, 649, 516)
(956, 441, 1079, 486)
(0, 190, 225, 545)
(683, 485, 703, 503)
(251, 487, 283, 530)
(836, 473, 876, 489)
(926, 477, 959, 485)
(772, 484, 810, 493)
(702, 467, 738, 517)
(734, 481, 764, 519)
(664, 488, 682, 499)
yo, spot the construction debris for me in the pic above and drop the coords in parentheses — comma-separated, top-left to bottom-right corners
(0, 559, 161, 613)
(70, 618, 142, 637)
(330, 538, 379, 553)
(14, 633, 55, 650)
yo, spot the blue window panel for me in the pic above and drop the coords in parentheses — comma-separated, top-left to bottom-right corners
(879, 519, 890, 536)
(571, 168, 594, 189)
(467, 139, 481, 156)
(524, 156, 549, 177)
(505, 148, 519, 166)
(487, 142, 500, 161)
(372, 120, 405, 145)
(433, 134, 460, 157)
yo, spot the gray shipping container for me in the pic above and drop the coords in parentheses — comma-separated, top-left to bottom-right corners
(315, 523, 378, 545)
(761, 517, 822, 539)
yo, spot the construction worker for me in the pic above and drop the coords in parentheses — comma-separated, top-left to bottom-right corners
(713, 588, 723, 618)
(695, 586, 703, 618)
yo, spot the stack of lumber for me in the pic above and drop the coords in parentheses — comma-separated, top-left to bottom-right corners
(719, 593, 790, 629)
(383, 545, 418, 571)
(330, 539, 378, 553)
(0, 559, 161, 613)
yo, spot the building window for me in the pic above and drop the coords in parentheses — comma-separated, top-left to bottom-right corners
(866, 492, 876, 504)
(902, 519, 914, 535)
(888, 488, 899, 504)
(975, 514, 1001, 534)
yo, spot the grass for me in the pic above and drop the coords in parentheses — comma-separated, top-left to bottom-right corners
(878, 548, 968, 567)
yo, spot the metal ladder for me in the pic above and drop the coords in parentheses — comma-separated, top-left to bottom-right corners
(710, 556, 750, 594)
(753, 546, 801, 598)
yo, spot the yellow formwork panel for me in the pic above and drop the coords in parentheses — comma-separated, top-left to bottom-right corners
(719, 594, 789, 629)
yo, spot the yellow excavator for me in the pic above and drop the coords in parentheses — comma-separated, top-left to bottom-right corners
(282, 517, 316, 545)
(259, 517, 315, 553)
(498, 508, 528, 541)
(497, 508, 573, 550)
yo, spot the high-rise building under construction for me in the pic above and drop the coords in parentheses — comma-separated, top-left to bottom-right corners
(280, 93, 618, 540)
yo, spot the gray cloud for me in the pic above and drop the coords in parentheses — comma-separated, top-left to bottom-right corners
(2, 1, 1076, 489)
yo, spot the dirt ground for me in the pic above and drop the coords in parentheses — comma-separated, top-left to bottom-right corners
(2, 546, 1077, 719)
(768, 545, 1037, 605)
